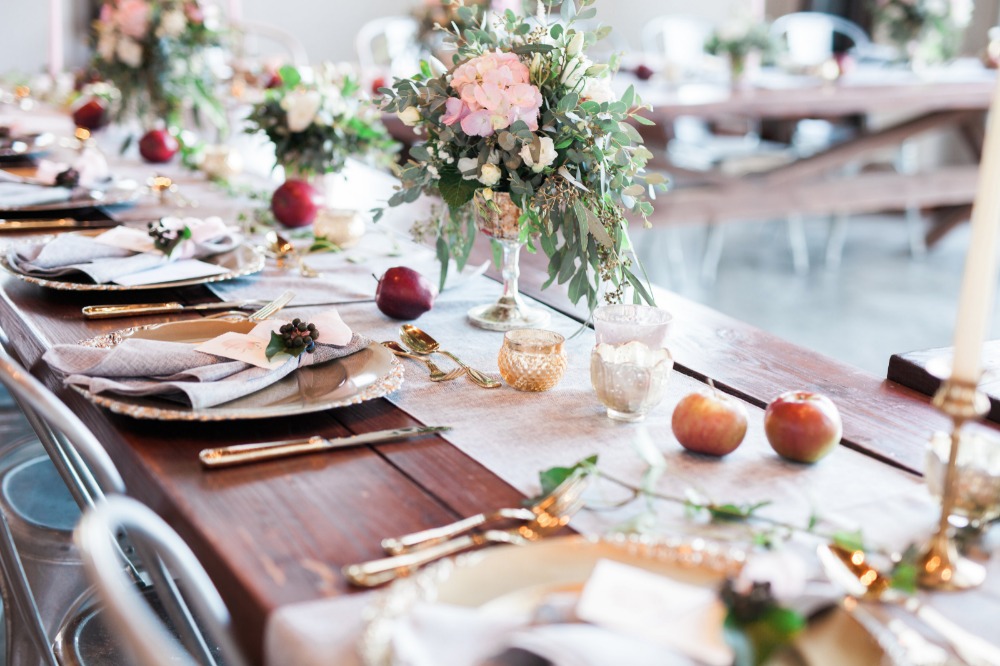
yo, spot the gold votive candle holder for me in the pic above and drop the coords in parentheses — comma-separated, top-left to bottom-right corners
(497, 329, 567, 392)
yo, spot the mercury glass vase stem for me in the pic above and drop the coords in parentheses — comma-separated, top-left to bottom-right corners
(467, 191, 549, 331)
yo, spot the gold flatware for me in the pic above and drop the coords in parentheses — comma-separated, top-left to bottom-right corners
(246, 291, 295, 322)
(344, 482, 586, 587)
(266, 230, 320, 278)
(381, 469, 591, 554)
(818, 544, 1000, 666)
(82, 298, 347, 320)
(399, 324, 500, 389)
(381, 341, 463, 382)
(0, 218, 118, 231)
(199, 425, 450, 468)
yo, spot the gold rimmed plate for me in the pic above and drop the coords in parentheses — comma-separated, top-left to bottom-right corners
(360, 535, 887, 666)
(0, 231, 266, 291)
(0, 132, 54, 160)
(72, 319, 404, 421)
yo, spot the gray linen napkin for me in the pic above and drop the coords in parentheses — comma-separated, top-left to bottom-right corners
(43, 333, 372, 410)
(0, 181, 72, 208)
(8, 229, 242, 284)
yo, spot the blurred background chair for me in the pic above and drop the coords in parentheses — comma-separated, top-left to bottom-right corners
(73, 496, 247, 666)
(355, 16, 422, 80)
(231, 19, 310, 69)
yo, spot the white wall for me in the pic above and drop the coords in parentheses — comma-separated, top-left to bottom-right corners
(0, 0, 996, 77)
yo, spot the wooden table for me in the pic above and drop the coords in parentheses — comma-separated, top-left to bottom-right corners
(0, 105, 994, 664)
(0, 235, 984, 663)
(632, 69, 995, 245)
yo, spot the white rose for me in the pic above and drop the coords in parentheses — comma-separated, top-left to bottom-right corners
(157, 9, 187, 38)
(581, 77, 616, 104)
(457, 156, 479, 180)
(560, 54, 592, 88)
(398, 106, 421, 126)
(478, 163, 501, 186)
(97, 30, 117, 62)
(520, 136, 556, 172)
(281, 90, 322, 132)
(116, 38, 143, 68)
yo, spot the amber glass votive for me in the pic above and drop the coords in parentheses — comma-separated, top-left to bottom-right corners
(497, 329, 567, 392)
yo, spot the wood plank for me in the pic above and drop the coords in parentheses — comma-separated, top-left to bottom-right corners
(888, 340, 1000, 424)
(648, 165, 979, 225)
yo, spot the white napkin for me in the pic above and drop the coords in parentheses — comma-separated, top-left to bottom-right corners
(43, 323, 371, 410)
(7, 219, 242, 284)
(0, 181, 73, 208)
(33, 146, 110, 189)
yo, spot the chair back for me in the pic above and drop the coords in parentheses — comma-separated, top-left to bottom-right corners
(770, 12, 872, 66)
(75, 496, 248, 666)
(231, 19, 309, 68)
(355, 16, 421, 78)
(0, 343, 124, 508)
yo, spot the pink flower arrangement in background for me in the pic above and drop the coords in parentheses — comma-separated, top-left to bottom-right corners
(442, 51, 542, 137)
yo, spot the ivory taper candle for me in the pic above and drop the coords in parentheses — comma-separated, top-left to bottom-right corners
(48, 0, 64, 81)
(951, 77, 1000, 384)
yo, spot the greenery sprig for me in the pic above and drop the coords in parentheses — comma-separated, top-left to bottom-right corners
(721, 580, 806, 666)
(147, 219, 191, 256)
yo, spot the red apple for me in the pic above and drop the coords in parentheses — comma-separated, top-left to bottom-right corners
(271, 179, 321, 227)
(672, 387, 748, 457)
(138, 129, 179, 163)
(764, 391, 842, 463)
(634, 64, 655, 81)
(72, 97, 108, 131)
(371, 76, 387, 96)
(375, 267, 436, 320)
(264, 71, 283, 89)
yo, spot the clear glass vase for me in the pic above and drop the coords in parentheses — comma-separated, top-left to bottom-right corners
(467, 191, 550, 331)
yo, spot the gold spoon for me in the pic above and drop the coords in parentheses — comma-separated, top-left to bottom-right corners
(381, 342, 463, 382)
(265, 230, 319, 278)
(819, 544, 1000, 666)
(399, 325, 501, 389)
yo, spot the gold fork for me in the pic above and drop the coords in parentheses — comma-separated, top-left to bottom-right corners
(343, 477, 588, 587)
(205, 291, 295, 322)
(381, 470, 590, 554)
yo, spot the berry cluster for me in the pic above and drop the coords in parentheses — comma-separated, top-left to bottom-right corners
(719, 579, 777, 623)
(147, 219, 190, 255)
(279, 319, 319, 354)
(54, 168, 80, 188)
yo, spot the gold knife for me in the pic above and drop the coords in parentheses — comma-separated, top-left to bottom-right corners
(199, 426, 450, 468)
(0, 218, 118, 231)
(82, 300, 354, 319)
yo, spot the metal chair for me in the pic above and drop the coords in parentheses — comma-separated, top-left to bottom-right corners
(73, 496, 247, 666)
(231, 19, 309, 69)
(769, 11, 874, 67)
(0, 338, 127, 666)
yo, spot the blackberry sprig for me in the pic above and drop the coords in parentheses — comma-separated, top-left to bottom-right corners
(147, 219, 192, 256)
(265, 319, 321, 360)
(54, 168, 80, 188)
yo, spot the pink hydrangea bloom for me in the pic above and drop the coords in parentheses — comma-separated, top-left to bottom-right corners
(443, 51, 541, 137)
(116, 0, 151, 39)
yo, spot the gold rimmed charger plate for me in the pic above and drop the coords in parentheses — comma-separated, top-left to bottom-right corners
(0, 132, 54, 160)
(0, 231, 265, 291)
(360, 535, 887, 666)
(72, 319, 404, 421)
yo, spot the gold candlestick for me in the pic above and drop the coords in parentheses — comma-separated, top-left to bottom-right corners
(916, 379, 989, 590)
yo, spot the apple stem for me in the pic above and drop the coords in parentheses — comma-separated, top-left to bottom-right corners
(708, 377, 720, 399)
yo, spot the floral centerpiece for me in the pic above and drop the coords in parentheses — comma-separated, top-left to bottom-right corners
(92, 0, 224, 129)
(245, 64, 398, 178)
(380, 0, 662, 330)
(704, 20, 772, 83)
(872, 0, 974, 65)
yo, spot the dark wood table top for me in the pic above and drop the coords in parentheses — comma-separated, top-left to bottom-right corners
(0, 232, 972, 664)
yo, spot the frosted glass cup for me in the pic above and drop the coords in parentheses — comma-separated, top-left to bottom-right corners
(593, 304, 672, 349)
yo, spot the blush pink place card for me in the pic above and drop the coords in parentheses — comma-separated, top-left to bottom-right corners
(194, 310, 354, 369)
